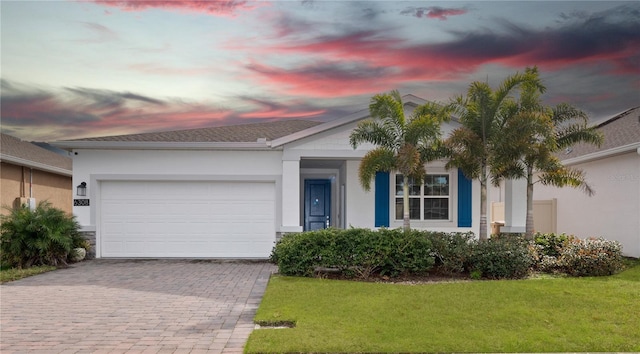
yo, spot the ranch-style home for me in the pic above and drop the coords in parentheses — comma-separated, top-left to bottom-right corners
(54, 95, 479, 259)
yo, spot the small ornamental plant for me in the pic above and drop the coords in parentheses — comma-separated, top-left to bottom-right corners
(1, 201, 83, 268)
(558, 237, 624, 277)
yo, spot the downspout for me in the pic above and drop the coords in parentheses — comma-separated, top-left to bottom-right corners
(21, 166, 26, 197)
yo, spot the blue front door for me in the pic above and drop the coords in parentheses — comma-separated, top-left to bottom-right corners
(304, 179, 331, 231)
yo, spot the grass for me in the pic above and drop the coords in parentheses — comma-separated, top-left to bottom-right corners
(0, 265, 57, 283)
(247, 263, 640, 353)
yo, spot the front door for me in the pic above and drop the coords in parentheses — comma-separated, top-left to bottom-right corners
(304, 179, 331, 231)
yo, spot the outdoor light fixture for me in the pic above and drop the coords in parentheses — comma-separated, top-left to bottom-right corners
(77, 182, 87, 196)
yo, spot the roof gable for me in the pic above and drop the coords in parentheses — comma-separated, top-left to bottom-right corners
(1, 133, 72, 175)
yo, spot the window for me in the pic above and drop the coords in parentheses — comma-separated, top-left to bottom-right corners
(395, 174, 450, 220)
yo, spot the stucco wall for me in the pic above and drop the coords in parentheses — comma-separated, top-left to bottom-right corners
(71, 149, 284, 226)
(533, 151, 640, 258)
(1, 162, 72, 215)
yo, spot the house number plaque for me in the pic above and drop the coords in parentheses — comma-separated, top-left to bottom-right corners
(74, 199, 90, 206)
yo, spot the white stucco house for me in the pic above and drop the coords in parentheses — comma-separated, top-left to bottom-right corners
(54, 95, 479, 259)
(533, 106, 640, 258)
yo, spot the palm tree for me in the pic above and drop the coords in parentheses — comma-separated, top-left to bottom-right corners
(349, 90, 449, 231)
(493, 67, 604, 240)
(445, 71, 531, 241)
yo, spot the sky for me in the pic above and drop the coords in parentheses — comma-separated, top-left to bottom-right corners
(1, 0, 639, 142)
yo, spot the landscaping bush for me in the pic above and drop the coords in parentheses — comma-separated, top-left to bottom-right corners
(534, 232, 574, 258)
(269, 228, 340, 277)
(469, 236, 534, 279)
(558, 237, 624, 277)
(423, 231, 475, 274)
(270, 228, 434, 279)
(0, 201, 82, 268)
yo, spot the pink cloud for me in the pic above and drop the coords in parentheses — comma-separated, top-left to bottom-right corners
(237, 97, 326, 118)
(245, 61, 396, 98)
(90, 0, 261, 17)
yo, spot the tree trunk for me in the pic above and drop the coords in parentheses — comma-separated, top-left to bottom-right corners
(479, 164, 488, 241)
(525, 165, 535, 240)
(403, 175, 410, 231)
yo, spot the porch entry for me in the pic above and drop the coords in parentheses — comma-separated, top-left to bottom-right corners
(304, 179, 331, 231)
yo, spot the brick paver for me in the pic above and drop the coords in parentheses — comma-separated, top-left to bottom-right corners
(0, 260, 276, 353)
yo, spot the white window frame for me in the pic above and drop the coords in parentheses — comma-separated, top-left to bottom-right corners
(392, 170, 453, 224)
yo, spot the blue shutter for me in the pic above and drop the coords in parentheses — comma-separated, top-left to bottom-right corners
(457, 169, 472, 227)
(374, 172, 390, 227)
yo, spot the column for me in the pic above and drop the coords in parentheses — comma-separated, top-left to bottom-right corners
(502, 178, 527, 233)
(281, 158, 303, 233)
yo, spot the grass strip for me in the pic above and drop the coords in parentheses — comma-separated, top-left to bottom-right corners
(0, 265, 57, 283)
(247, 265, 640, 353)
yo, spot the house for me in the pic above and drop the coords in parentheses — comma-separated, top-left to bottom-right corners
(532, 106, 640, 258)
(1, 133, 73, 215)
(53, 95, 480, 259)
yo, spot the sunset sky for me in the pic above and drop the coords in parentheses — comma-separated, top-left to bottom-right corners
(1, 0, 639, 142)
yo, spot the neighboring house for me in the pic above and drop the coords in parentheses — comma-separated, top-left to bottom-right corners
(54, 95, 479, 259)
(533, 106, 640, 258)
(1, 133, 73, 215)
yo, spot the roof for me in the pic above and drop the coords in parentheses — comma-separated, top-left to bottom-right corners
(68, 119, 323, 143)
(1, 133, 72, 176)
(53, 94, 453, 150)
(561, 106, 640, 164)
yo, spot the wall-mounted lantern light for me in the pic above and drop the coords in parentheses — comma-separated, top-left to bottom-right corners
(77, 182, 87, 196)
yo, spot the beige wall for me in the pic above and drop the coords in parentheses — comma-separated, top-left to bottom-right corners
(1, 162, 72, 215)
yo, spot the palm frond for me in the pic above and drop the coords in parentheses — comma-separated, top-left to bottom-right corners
(369, 90, 406, 129)
(555, 124, 603, 149)
(349, 119, 397, 149)
(552, 103, 589, 125)
(358, 148, 397, 191)
(539, 166, 594, 196)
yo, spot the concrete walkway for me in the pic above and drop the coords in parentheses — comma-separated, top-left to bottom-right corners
(0, 259, 276, 354)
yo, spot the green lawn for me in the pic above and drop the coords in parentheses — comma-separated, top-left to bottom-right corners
(0, 265, 56, 283)
(247, 264, 640, 353)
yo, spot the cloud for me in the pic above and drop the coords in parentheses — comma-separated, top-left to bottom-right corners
(245, 60, 396, 97)
(236, 96, 326, 118)
(0, 80, 338, 141)
(401, 6, 467, 20)
(0, 80, 231, 140)
(78, 22, 119, 43)
(90, 0, 260, 17)
(241, 4, 639, 99)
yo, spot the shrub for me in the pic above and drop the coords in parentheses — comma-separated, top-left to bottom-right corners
(469, 236, 534, 279)
(0, 201, 81, 268)
(534, 232, 574, 258)
(423, 231, 475, 274)
(558, 237, 624, 277)
(270, 228, 434, 279)
(269, 228, 340, 277)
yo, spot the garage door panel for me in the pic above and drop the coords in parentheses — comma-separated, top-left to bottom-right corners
(100, 181, 275, 258)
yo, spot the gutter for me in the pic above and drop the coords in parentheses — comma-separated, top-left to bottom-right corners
(562, 142, 640, 166)
(52, 140, 275, 151)
(0, 154, 72, 176)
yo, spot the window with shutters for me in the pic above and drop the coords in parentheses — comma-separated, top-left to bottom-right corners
(394, 173, 451, 221)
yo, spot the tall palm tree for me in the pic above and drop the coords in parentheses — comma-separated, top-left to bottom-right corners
(349, 90, 449, 231)
(493, 67, 604, 240)
(445, 71, 531, 241)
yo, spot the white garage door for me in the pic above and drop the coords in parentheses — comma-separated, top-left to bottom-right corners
(100, 181, 276, 258)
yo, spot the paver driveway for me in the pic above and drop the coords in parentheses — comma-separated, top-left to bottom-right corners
(0, 259, 276, 354)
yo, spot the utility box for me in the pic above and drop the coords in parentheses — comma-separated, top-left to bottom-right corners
(14, 197, 36, 211)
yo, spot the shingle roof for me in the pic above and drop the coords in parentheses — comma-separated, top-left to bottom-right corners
(561, 106, 640, 160)
(70, 119, 324, 143)
(1, 133, 72, 173)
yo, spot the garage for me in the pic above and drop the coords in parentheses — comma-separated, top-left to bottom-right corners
(99, 180, 276, 258)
